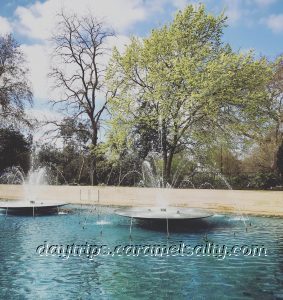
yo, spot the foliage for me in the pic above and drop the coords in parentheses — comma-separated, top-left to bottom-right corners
(241, 134, 277, 173)
(36, 142, 142, 186)
(0, 34, 32, 127)
(106, 4, 273, 185)
(200, 145, 242, 176)
(37, 143, 90, 185)
(268, 55, 283, 142)
(246, 172, 281, 189)
(0, 127, 31, 173)
(276, 140, 283, 177)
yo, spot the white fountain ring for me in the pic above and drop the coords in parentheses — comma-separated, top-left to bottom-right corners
(0, 200, 67, 215)
(115, 207, 213, 220)
(0, 200, 67, 209)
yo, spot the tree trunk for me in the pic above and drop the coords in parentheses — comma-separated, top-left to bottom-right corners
(161, 119, 168, 187)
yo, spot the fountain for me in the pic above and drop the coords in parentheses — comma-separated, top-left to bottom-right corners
(114, 122, 251, 235)
(114, 153, 251, 237)
(115, 206, 213, 220)
(0, 164, 67, 215)
(115, 155, 214, 232)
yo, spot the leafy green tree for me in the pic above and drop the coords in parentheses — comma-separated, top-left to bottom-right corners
(205, 146, 242, 176)
(247, 172, 280, 190)
(107, 5, 272, 185)
(0, 128, 31, 173)
(242, 57, 283, 175)
(37, 144, 87, 185)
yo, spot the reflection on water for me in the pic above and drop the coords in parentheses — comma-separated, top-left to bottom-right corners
(0, 206, 282, 299)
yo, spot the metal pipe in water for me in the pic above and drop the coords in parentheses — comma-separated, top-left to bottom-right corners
(166, 217, 169, 238)
(129, 217, 133, 240)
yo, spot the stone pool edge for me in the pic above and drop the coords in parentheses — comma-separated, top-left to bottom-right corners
(0, 184, 282, 217)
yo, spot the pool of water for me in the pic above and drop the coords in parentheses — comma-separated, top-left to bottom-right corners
(0, 205, 282, 299)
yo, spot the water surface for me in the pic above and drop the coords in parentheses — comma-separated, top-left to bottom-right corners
(0, 206, 282, 299)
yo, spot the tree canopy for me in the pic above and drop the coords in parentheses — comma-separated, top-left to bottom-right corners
(0, 127, 31, 173)
(106, 5, 273, 185)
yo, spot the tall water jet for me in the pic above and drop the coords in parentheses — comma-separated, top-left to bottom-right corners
(0, 155, 67, 215)
(23, 167, 47, 202)
(116, 156, 214, 231)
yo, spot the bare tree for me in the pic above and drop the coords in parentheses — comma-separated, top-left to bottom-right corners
(49, 12, 114, 185)
(0, 34, 32, 127)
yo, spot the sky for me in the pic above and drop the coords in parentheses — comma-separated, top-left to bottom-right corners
(0, 0, 282, 141)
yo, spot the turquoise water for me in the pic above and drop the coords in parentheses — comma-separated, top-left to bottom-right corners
(0, 205, 282, 299)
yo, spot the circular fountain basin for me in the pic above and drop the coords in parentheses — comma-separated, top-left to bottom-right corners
(0, 200, 67, 215)
(115, 207, 213, 220)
